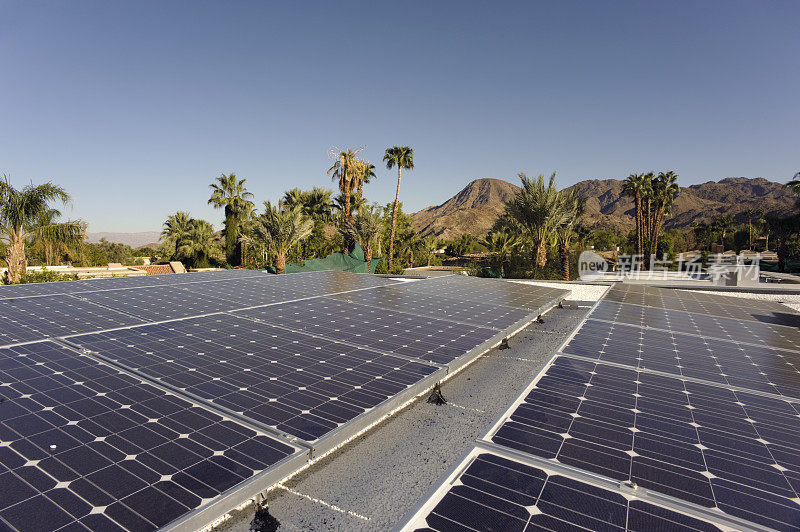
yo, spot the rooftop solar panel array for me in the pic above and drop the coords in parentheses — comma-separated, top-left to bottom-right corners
(0, 341, 302, 532)
(399, 283, 800, 531)
(0, 270, 567, 530)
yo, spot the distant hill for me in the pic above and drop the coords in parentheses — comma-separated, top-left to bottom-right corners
(411, 177, 796, 239)
(86, 232, 162, 248)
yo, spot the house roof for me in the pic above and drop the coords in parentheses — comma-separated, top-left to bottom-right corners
(133, 264, 176, 275)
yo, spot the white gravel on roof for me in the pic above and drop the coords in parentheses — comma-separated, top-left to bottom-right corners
(676, 289, 800, 313)
(509, 280, 609, 302)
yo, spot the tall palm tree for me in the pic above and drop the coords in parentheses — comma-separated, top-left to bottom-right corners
(622, 173, 646, 258)
(161, 211, 193, 260)
(555, 190, 586, 280)
(0, 176, 83, 282)
(208, 173, 254, 267)
(355, 161, 377, 206)
(178, 218, 217, 268)
(479, 231, 519, 277)
(328, 148, 361, 227)
(505, 172, 567, 268)
(383, 146, 415, 271)
(648, 171, 680, 260)
(344, 204, 382, 272)
(246, 201, 313, 274)
(640, 172, 655, 251)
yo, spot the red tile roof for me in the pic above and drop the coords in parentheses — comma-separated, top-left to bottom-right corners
(133, 264, 175, 275)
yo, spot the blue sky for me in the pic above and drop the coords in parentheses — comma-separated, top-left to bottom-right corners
(1, 1, 798, 232)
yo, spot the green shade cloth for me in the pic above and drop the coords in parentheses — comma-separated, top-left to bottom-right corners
(265, 244, 383, 274)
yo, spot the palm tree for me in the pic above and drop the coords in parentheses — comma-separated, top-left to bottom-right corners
(246, 201, 313, 273)
(208, 173, 254, 267)
(555, 190, 586, 280)
(505, 172, 567, 268)
(344, 204, 382, 272)
(622, 173, 646, 258)
(421, 237, 439, 267)
(328, 148, 362, 227)
(479, 231, 519, 277)
(178, 218, 217, 268)
(30, 208, 84, 266)
(648, 171, 680, 260)
(712, 214, 736, 248)
(383, 146, 415, 271)
(0, 176, 83, 282)
(161, 211, 193, 260)
(785, 172, 800, 208)
(355, 161, 376, 206)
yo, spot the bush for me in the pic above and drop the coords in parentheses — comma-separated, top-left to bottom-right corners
(4, 268, 79, 285)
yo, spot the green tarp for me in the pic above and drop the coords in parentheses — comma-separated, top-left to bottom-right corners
(265, 244, 383, 274)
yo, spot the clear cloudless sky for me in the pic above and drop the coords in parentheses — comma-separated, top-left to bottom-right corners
(1, 1, 798, 232)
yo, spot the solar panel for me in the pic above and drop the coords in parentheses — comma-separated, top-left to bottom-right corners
(562, 318, 800, 399)
(483, 355, 800, 530)
(398, 447, 723, 531)
(604, 285, 800, 327)
(591, 300, 800, 351)
(397, 275, 566, 311)
(66, 314, 441, 443)
(233, 297, 500, 365)
(329, 285, 540, 330)
(0, 341, 303, 532)
(0, 295, 145, 347)
(75, 286, 246, 322)
(177, 278, 306, 309)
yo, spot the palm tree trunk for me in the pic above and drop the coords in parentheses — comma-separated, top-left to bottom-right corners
(6, 234, 26, 283)
(779, 238, 786, 272)
(45, 242, 53, 266)
(536, 240, 547, 268)
(635, 194, 642, 258)
(365, 245, 372, 273)
(388, 167, 402, 271)
(275, 252, 286, 274)
(559, 243, 570, 280)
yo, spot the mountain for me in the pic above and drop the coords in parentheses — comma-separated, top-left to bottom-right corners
(86, 232, 162, 248)
(411, 177, 796, 239)
(410, 178, 519, 240)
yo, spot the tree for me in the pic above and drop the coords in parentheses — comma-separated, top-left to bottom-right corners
(246, 201, 313, 274)
(208, 173, 254, 266)
(344, 204, 382, 272)
(0, 176, 83, 283)
(767, 216, 798, 272)
(383, 146, 415, 271)
(505, 172, 568, 268)
(555, 190, 586, 280)
(161, 211, 193, 260)
(744, 208, 765, 250)
(30, 208, 85, 266)
(622, 173, 647, 258)
(479, 231, 519, 276)
(712, 214, 736, 247)
(328, 148, 362, 228)
(283, 187, 335, 259)
(354, 161, 376, 206)
(178, 218, 218, 268)
(420, 237, 439, 267)
(785, 172, 800, 208)
(647, 171, 680, 261)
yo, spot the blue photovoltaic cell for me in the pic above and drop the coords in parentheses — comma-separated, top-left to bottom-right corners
(0, 295, 145, 347)
(562, 318, 800, 399)
(68, 314, 439, 442)
(410, 451, 721, 532)
(0, 341, 298, 532)
(75, 286, 247, 322)
(329, 285, 539, 330)
(397, 275, 566, 311)
(605, 284, 800, 326)
(234, 297, 499, 365)
(0, 269, 268, 300)
(177, 279, 307, 309)
(591, 299, 800, 352)
(488, 355, 800, 530)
